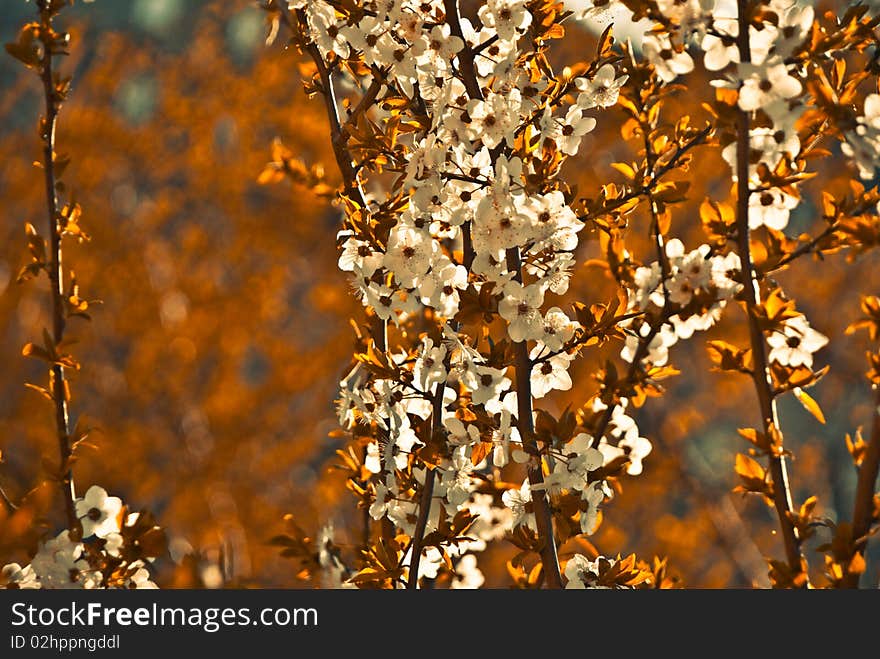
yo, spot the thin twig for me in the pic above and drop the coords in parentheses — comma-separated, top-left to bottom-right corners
(735, 0, 807, 584)
(278, 3, 393, 545)
(576, 126, 713, 224)
(0, 483, 18, 512)
(443, 0, 482, 101)
(762, 225, 836, 274)
(36, 0, 77, 531)
(589, 90, 676, 451)
(406, 383, 445, 589)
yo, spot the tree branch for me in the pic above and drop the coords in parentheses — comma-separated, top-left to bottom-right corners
(277, 3, 397, 546)
(589, 94, 675, 452)
(440, 0, 562, 587)
(735, 0, 807, 585)
(507, 247, 563, 589)
(443, 0, 482, 101)
(36, 0, 77, 531)
(406, 382, 444, 589)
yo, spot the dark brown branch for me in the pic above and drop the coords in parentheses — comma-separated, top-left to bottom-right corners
(36, 0, 77, 531)
(842, 386, 880, 588)
(507, 247, 563, 589)
(735, 0, 807, 585)
(277, 3, 394, 546)
(443, 0, 483, 101)
(406, 384, 445, 589)
(340, 67, 387, 142)
(441, 0, 561, 587)
(279, 4, 368, 206)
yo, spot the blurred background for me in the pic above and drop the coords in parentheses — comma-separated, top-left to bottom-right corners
(0, 0, 878, 587)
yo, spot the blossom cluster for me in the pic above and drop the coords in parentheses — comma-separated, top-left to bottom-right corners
(304, 0, 637, 587)
(1, 486, 159, 590)
(626, 238, 742, 366)
(282, 0, 879, 589)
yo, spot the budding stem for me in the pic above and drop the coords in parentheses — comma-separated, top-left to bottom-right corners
(36, 0, 77, 531)
(734, 0, 807, 585)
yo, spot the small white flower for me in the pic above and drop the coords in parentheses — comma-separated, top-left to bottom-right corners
(391, 415, 422, 470)
(546, 432, 603, 493)
(306, 1, 349, 59)
(1, 563, 39, 589)
(748, 187, 799, 231)
(767, 315, 828, 368)
(502, 479, 535, 530)
(564, 553, 602, 589)
(466, 92, 521, 150)
(413, 338, 447, 392)
(702, 18, 739, 71)
(463, 365, 511, 406)
(124, 564, 158, 589)
(418, 24, 464, 71)
(552, 106, 596, 156)
(477, 0, 532, 42)
(621, 322, 674, 366)
(338, 237, 383, 277)
(537, 307, 577, 352)
(575, 64, 627, 110)
(643, 33, 694, 83)
(451, 554, 485, 589)
(385, 225, 435, 288)
(418, 260, 468, 318)
(365, 442, 382, 474)
(710, 251, 742, 299)
(75, 486, 123, 539)
(369, 478, 392, 520)
(498, 281, 545, 343)
(529, 350, 574, 399)
(103, 533, 123, 558)
(443, 448, 475, 507)
(30, 531, 89, 589)
(737, 61, 802, 112)
(633, 263, 663, 310)
(580, 480, 608, 535)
